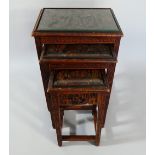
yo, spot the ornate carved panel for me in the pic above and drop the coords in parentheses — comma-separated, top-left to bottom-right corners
(60, 93, 97, 105)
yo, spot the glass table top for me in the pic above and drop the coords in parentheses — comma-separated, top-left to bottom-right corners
(36, 8, 121, 33)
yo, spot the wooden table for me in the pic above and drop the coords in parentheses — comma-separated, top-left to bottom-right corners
(32, 8, 123, 146)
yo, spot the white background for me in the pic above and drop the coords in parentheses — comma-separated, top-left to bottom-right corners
(9, 0, 146, 155)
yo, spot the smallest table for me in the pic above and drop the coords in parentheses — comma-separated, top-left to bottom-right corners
(47, 69, 110, 146)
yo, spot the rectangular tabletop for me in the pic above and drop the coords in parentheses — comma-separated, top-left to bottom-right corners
(32, 8, 123, 36)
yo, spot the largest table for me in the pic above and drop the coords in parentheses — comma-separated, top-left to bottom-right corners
(32, 8, 123, 140)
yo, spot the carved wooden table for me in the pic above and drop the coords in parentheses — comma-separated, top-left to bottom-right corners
(32, 8, 123, 146)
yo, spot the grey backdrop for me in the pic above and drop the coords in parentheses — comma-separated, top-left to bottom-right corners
(10, 0, 146, 155)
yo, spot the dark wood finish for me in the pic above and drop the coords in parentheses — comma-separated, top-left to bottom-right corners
(62, 135, 96, 141)
(96, 94, 106, 145)
(48, 70, 109, 146)
(32, 8, 123, 146)
(47, 69, 110, 93)
(42, 44, 115, 59)
(61, 104, 96, 110)
(92, 105, 97, 132)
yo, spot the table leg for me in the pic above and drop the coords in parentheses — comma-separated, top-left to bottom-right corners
(101, 64, 116, 127)
(96, 94, 105, 146)
(50, 111, 55, 129)
(92, 105, 97, 133)
(55, 110, 62, 146)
